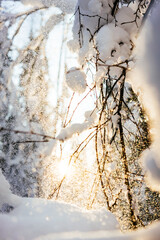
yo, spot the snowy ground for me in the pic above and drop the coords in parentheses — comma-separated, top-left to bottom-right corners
(1, 195, 160, 240)
(0, 197, 120, 240)
(0, 167, 160, 240)
(0, 169, 121, 240)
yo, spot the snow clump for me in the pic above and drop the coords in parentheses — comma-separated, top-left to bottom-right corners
(66, 68, 87, 94)
(56, 122, 89, 141)
(116, 6, 141, 37)
(88, 0, 115, 14)
(57, 110, 97, 141)
(96, 23, 131, 62)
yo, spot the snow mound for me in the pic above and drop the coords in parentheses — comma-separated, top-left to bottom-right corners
(0, 197, 119, 240)
(0, 169, 21, 211)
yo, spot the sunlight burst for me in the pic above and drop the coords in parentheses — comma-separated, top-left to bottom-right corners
(58, 160, 72, 179)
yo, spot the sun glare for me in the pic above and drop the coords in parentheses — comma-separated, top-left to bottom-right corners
(58, 160, 72, 179)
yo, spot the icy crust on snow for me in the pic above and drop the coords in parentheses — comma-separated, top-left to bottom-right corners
(0, 197, 119, 240)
